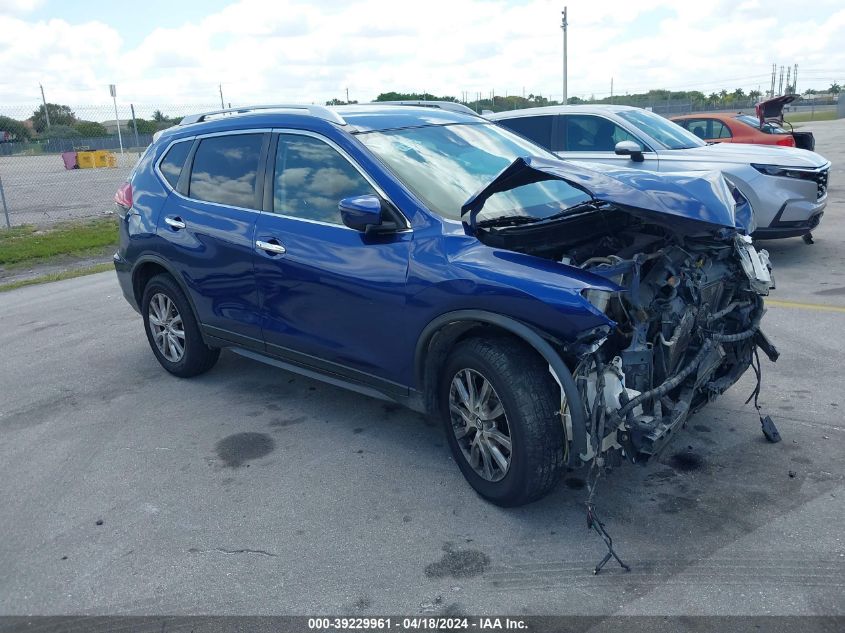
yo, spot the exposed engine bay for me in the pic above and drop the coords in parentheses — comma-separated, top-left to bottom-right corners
(478, 204, 778, 467)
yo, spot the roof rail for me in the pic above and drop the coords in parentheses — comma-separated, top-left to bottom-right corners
(179, 104, 346, 126)
(371, 101, 480, 116)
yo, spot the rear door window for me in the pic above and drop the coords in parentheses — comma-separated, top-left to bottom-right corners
(158, 140, 192, 189)
(497, 116, 553, 149)
(711, 120, 732, 138)
(188, 134, 264, 209)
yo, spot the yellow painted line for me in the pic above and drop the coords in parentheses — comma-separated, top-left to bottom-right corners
(766, 299, 845, 313)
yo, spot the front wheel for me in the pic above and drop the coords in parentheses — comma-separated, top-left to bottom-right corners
(439, 337, 565, 506)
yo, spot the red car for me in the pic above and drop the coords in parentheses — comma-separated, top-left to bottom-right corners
(672, 95, 815, 150)
(671, 112, 797, 147)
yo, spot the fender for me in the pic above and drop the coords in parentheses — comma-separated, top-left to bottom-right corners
(415, 309, 587, 466)
(130, 253, 209, 343)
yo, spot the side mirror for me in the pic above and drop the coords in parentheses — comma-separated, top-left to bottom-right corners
(339, 195, 400, 234)
(614, 140, 644, 162)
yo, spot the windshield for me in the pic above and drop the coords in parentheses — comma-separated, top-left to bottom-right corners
(617, 109, 706, 150)
(736, 114, 788, 134)
(356, 123, 592, 222)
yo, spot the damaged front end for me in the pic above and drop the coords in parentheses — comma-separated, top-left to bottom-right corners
(567, 231, 775, 466)
(463, 156, 778, 468)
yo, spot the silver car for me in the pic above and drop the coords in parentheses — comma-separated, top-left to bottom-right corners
(488, 105, 830, 240)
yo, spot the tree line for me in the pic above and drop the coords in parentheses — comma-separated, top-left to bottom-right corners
(327, 83, 842, 113)
(3, 81, 840, 142)
(0, 104, 179, 142)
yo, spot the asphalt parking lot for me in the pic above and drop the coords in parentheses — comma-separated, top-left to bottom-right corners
(1, 120, 844, 617)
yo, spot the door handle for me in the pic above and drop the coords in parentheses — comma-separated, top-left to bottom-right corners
(256, 239, 286, 255)
(165, 216, 186, 230)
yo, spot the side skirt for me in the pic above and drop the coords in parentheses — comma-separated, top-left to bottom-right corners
(202, 324, 425, 413)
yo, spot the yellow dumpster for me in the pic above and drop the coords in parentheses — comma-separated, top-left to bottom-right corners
(93, 150, 117, 168)
(77, 151, 95, 169)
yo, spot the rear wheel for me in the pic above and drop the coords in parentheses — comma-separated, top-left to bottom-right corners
(439, 337, 565, 506)
(141, 274, 219, 377)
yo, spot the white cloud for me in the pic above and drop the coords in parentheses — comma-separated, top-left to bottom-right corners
(0, 0, 43, 13)
(0, 0, 843, 118)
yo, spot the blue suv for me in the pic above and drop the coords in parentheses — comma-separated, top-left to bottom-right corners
(114, 103, 777, 506)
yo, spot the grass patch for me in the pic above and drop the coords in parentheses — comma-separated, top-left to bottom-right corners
(0, 262, 114, 292)
(0, 216, 118, 267)
(785, 110, 838, 124)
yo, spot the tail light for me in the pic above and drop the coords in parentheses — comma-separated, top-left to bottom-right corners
(776, 136, 795, 147)
(114, 181, 133, 209)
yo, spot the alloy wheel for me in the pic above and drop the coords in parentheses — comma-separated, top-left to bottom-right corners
(148, 292, 185, 363)
(448, 368, 512, 482)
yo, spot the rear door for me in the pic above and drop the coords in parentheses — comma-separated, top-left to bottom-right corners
(252, 131, 412, 391)
(554, 114, 658, 170)
(155, 130, 268, 347)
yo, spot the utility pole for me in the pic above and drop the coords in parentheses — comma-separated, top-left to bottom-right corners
(793, 64, 798, 95)
(561, 7, 568, 105)
(130, 103, 140, 153)
(785, 66, 791, 94)
(109, 84, 124, 156)
(39, 84, 51, 128)
(770, 64, 776, 98)
(219, 83, 225, 109)
(778, 66, 784, 95)
(346, 87, 349, 103)
(610, 77, 614, 104)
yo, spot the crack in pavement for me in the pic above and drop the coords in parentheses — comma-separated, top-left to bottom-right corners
(214, 548, 278, 557)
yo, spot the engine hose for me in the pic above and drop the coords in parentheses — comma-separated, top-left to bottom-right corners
(614, 340, 714, 420)
(613, 315, 761, 421)
(708, 300, 751, 322)
(711, 311, 763, 343)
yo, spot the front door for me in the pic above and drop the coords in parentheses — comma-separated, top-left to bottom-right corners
(554, 114, 659, 170)
(253, 132, 412, 389)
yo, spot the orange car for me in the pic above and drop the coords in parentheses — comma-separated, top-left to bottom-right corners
(671, 112, 797, 147)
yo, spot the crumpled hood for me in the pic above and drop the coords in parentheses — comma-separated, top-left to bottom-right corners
(461, 156, 751, 234)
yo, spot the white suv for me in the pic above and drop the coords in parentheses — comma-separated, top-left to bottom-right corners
(488, 105, 830, 241)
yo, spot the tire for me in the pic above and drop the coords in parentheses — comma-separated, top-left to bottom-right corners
(141, 273, 220, 377)
(439, 336, 565, 507)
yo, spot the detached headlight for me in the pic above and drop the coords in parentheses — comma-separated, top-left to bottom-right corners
(751, 164, 818, 180)
(581, 288, 614, 313)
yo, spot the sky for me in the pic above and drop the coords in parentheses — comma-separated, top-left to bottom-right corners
(0, 0, 843, 117)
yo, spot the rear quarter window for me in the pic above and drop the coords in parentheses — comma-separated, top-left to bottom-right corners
(498, 116, 553, 149)
(158, 140, 193, 189)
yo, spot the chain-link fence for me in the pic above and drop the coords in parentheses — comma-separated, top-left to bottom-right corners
(0, 98, 839, 228)
(0, 103, 215, 227)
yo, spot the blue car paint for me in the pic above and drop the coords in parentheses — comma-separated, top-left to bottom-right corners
(254, 213, 414, 379)
(116, 106, 743, 395)
(157, 193, 264, 343)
